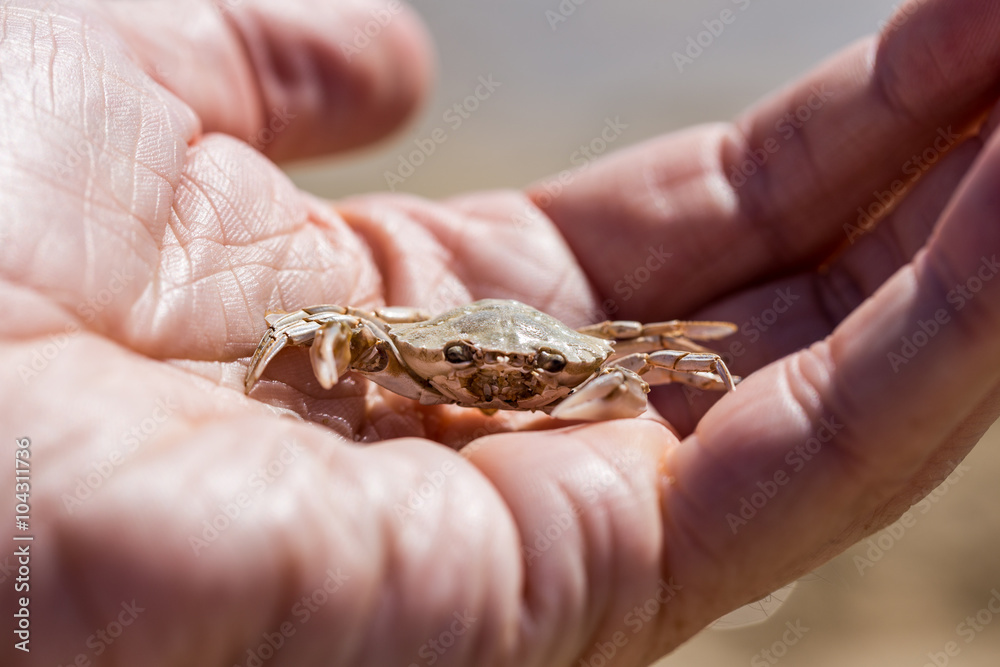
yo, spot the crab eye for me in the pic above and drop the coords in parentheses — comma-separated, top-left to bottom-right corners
(537, 350, 567, 373)
(445, 342, 475, 364)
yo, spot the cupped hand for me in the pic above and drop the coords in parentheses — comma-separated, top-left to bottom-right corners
(4, 1, 1000, 666)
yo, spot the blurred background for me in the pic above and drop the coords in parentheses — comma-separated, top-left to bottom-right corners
(288, 1, 1000, 665)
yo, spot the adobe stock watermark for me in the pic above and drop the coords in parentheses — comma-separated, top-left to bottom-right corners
(678, 286, 800, 409)
(672, 0, 753, 73)
(392, 460, 459, 520)
(247, 105, 297, 152)
(421, 277, 470, 323)
(853, 460, 970, 576)
(608, 246, 674, 305)
(545, 0, 590, 31)
(407, 610, 478, 667)
(725, 415, 844, 534)
(750, 619, 810, 666)
(188, 440, 306, 555)
(531, 117, 629, 208)
(56, 600, 145, 665)
(521, 504, 582, 567)
(844, 125, 961, 243)
(922, 588, 1000, 667)
(338, 0, 405, 62)
(522, 451, 643, 567)
(61, 397, 179, 514)
(676, 287, 800, 395)
(728, 85, 835, 189)
(575, 245, 675, 324)
(577, 578, 683, 667)
(235, 567, 350, 667)
(887, 255, 1000, 373)
(384, 74, 502, 191)
(53, 137, 94, 179)
(511, 116, 629, 230)
(727, 287, 799, 360)
(17, 266, 135, 384)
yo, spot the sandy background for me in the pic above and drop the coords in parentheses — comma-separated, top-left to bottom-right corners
(288, 1, 1000, 664)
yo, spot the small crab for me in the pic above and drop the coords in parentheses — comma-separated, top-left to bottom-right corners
(244, 299, 739, 420)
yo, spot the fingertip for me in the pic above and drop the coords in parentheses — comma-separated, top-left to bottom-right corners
(105, 0, 436, 162)
(229, 0, 436, 161)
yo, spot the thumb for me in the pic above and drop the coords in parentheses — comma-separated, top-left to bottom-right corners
(102, 0, 434, 162)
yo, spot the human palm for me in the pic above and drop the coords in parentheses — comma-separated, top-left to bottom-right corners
(5, 1, 1000, 666)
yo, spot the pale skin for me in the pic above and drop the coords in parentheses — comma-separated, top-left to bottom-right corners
(3, 0, 1000, 665)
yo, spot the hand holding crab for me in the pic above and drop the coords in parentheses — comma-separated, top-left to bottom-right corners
(245, 299, 738, 420)
(9, 2, 1000, 667)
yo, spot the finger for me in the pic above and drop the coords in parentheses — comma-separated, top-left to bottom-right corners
(102, 0, 433, 161)
(659, 123, 1000, 626)
(691, 115, 988, 374)
(463, 421, 692, 664)
(2, 321, 683, 666)
(0, 327, 520, 666)
(337, 191, 602, 325)
(531, 0, 1000, 318)
(649, 99, 995, 435)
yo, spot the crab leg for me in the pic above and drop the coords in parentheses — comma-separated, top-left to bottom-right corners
(308, 320, 354, 389)
(548, 368, 649, 421)
(549, 349, 737, 421)
(245, 307, 357, 392)
(245, 304, 450, 405)
(577, 319, 737, 357)
(616, 349, 737, 391)
(578, 319, 737, 340)
(245, 304, 432, 393)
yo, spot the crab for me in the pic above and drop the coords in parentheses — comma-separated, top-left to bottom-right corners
(244, 299, 739, 420)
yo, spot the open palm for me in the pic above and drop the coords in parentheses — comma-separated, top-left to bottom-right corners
(4, 1, 1000, 666)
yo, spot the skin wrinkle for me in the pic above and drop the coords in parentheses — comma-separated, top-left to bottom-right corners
(657, 471, 727, 640)
(922, 249, 1000, 347)
(661, 440, 749, 609)
(849, 383, 1000, 534)
(361, 460, 432, 663)
(553, 432, 660, 666)
(535, 263, 587, 326)
(872, 214, 913, 277)
(552, 467, 599, 650)
(342, 204, 460, 308)
(721, 122, 811, 272)
(812, 261, 866, 329)
(779, 108, 840, 237)
(782, 344, 838, 434)
(190, 161, 250, 247)
(298, 205, 377, 311)
(526, 484, 586, 667)
(335, 207, 401, 308)
(527, 198, 622, 323)
(790, 342, 904, 492)
(589, 454, 656, 664)
(152, 154, 368, 361)
(655, 139, 758, 311)
(872, 31, 936, 132)
(210, 1, 266, 136)
(467, 436, 579, 666)
(393, 219, 465, 306)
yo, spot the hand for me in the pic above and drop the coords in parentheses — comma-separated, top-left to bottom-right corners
(4, 1, 1000, 666)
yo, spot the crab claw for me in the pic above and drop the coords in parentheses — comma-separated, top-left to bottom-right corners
(550, 369, 649, 421)
(309, 321, 354, 390)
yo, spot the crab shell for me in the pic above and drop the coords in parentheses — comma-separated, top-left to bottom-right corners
(384, 300, 614, 411)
